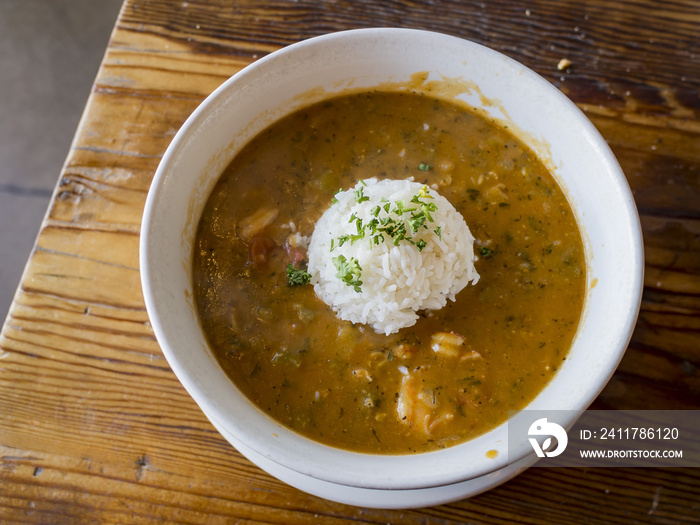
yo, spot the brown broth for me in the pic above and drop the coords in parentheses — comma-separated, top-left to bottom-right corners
(193, 91, 586, 454)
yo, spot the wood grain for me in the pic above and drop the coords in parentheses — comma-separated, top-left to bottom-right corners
(1, 0, 699, 523)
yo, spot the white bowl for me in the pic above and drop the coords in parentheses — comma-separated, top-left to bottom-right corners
(140, 28, 643, 506)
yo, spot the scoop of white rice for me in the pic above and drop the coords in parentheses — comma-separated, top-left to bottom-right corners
(307, 178, 479, 335)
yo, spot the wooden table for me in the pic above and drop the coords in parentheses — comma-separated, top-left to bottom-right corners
(2, 0, 698, 522)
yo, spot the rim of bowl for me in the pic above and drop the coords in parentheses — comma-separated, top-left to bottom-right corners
(140, 27, 644, 491)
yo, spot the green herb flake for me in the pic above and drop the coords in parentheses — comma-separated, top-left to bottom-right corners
(408, 213, 426, 232)
(286, 264, 312, 287)
(479, 246, 494, 259)
(354, 186, 369, 204)
(355, 217, 363, 234)
(332, 255, 363, 293)
(418, 162, 432, 171)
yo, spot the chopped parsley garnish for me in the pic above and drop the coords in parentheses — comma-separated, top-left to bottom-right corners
(286, 264, 312, 286)
(479, 246, 494, 259)
(335, 184, 440, 249)
(354, 184, 369, 203)
(418, 162, 432, 171)
(328, 182, 447, 291)
(332, 255, 363, 292)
